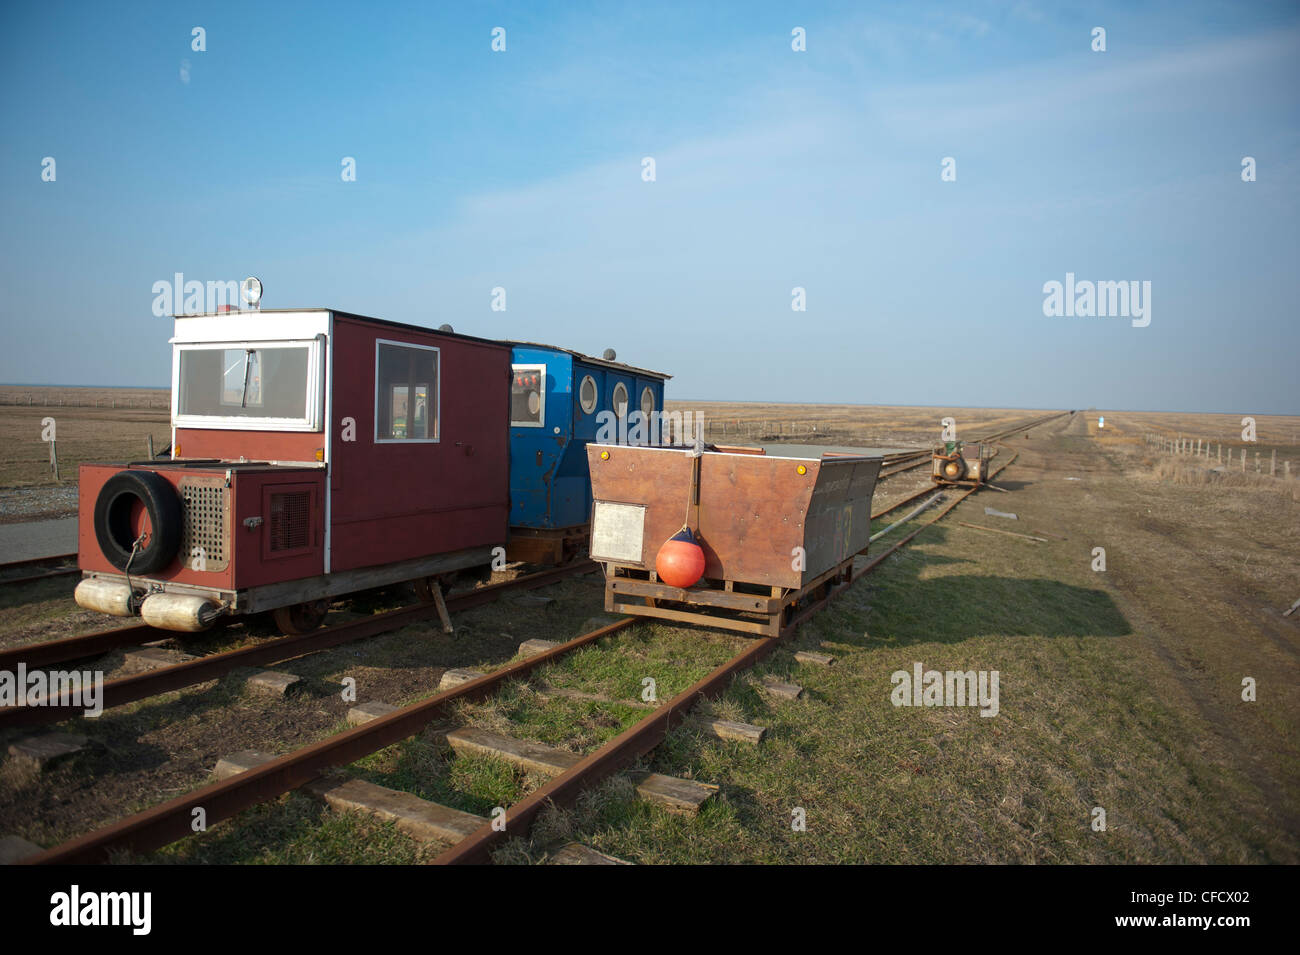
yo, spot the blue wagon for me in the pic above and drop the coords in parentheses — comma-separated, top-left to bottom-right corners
(506, 343, 670, 563)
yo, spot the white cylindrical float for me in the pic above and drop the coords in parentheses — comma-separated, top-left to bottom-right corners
(139, 593, 222, 632)
(74, 577, 135, 617)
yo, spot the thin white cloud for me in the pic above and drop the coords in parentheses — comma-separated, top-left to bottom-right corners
(870, 27, 1299, 135)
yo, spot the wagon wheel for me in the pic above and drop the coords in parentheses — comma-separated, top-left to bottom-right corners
(272, 599, 330, 634)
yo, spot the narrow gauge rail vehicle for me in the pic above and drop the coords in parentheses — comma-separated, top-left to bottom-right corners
(931, 440, 991, 487)
(74, 305, 669, 633)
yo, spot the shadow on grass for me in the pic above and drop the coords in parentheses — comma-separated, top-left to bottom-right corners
(842, 526, 1132, 644)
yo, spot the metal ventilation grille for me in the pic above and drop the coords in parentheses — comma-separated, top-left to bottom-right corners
(180, 481, 229, 571)
(270, 491, 311, 552)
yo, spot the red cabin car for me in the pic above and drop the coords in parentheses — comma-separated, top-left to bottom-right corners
(75, 308, 510, 633)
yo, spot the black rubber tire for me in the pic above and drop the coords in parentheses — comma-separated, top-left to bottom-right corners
(93, 470, 182, 575)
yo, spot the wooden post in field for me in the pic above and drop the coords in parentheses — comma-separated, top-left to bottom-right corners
(49, 438, 59, 483)
(1270, 449, 1276, 476)
(1217, 443, 1221, 463)
(1287, 461, 1291, 480)
(1241, 448, 1246, 472)
(1255, 452, 1260, 473)
(1196, 438, 1201, 456)
(148, 435, 155, 460)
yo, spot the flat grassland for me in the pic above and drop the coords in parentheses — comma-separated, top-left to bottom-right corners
(0, 391, 1296, 864)
(0, 386, 169, 524)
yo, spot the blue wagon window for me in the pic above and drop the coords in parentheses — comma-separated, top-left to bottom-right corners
(611, 382, 629, 419)
(579, 375, 598, 415)
(511, 364, 545, 427)
(375, 340, 439, 442)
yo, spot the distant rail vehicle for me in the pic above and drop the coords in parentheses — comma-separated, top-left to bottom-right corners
(931, 441, 991, 487)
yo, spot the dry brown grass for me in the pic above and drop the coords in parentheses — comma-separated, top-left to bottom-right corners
(668, 400, 1059, 449)
(1148, 456, 1300, 500)
(0, 386, 169, 490)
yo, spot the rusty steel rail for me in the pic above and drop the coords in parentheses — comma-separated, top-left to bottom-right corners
(0, 623, 162, 674)
(0, 552, 77, 574)
(0, 561, 597, 730)
(0, 567, 80, 588)
(21, 616, 637, 865)
(877, 458, 930, 480)
(432, 631, 782, 864)
(0, 552, 80, 589)
(871, 483, 936, 520)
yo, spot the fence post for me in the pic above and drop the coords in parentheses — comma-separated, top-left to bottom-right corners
(1241, 448, 1246, 472)
(1270, 449, 1276, 476)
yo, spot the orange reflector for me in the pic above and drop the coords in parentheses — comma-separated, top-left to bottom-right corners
(796, 464, 807, 475)
(315, 448, 325, 461)
(173, 444, 181, 457)
(600, 450, 610, 460)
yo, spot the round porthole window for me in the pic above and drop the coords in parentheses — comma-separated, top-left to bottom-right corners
(640, 386, 655, 417)
(612, 382, 629, 419)
(579, 375, 598, 415)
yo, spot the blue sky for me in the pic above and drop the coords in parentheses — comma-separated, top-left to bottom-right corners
(1, 0, 1297, 413)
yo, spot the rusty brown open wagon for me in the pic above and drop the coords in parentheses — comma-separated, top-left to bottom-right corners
(586, 444, 883, 636)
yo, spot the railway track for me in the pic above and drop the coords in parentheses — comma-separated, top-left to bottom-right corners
(871, 411, 1068, 511)
(17, 413, 1060, 866)
(872, 412, 1066, 483)
(0, 560, 597, 730)
(0, 552, 79, 589)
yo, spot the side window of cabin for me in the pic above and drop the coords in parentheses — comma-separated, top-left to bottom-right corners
(511, 364, 545, 427)
(578, 374, 598, 415)
(376, 340, 439, 442)
(611, 382, 629, 420)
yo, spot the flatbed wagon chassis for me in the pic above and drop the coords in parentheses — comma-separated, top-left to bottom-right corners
(602, 553, 856, 638)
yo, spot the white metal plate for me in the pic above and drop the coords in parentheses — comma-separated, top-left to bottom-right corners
(591, 501, 646, 564)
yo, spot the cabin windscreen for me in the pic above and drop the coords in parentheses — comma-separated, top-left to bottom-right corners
(178, 344, 310, 420)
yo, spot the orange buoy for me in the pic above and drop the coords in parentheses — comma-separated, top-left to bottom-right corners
(656, 527, 705, 588)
